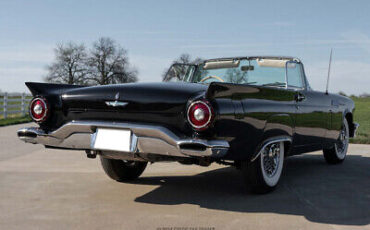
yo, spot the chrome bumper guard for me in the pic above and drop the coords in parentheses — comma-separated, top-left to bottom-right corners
(17, 121, 229, 158)
(353, 122, 360, 138)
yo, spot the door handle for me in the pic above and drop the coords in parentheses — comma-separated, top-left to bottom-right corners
(295, 93, 305, 102)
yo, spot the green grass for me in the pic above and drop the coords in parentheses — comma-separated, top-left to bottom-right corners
(0, 95, 32, 126)
(0, 96, 32, 112)
(350, 97, 370, 144)
(0, 115, 31, 127)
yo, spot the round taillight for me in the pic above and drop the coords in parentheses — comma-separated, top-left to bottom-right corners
(187, 100, 214, 131)
(29, 98, 48, 122)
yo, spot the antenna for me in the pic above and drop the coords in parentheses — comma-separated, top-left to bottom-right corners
(325, 49, 333, 95)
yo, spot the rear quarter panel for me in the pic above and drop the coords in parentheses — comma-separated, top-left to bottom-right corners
(326, 93, 356, 141)
(208, 83, 296, 160)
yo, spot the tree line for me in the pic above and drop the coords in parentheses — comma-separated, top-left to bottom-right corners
(41, 45, 370, 96)
(45, 37, 204, 85)
(45, 37, 138, 85)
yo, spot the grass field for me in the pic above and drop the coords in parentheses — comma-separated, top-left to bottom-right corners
(0, 95, 32, 126)
(351, 97, 370, 144)
(0, 115, 31, 127)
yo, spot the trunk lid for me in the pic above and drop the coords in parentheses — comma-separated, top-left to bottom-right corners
(61, 82, 207, 132)
(62, 82, 206, 112)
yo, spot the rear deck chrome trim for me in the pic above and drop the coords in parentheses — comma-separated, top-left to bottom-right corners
(17, 121, 229, 159)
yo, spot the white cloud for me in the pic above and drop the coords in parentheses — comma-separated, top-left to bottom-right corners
(306, 60, 370, 95)
(341, 31, 370, 53)
(130, 55, 172, 82)
(0, 67, 45, 93)
(0, 44, 54, 63)
(263, 21, 295, 27)
(0, 50, 53, 64)
(179, 39, 369, 50)
(0, 43, 52, 92)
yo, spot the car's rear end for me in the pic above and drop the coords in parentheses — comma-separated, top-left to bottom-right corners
(17, 82, 230, 162)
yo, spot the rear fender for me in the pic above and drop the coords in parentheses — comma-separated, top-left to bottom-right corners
(250, 135, 292, 162)
(249, 114, 294, 161)
(25, 82, 85, 130)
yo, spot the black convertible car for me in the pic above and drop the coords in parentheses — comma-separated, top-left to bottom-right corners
(17, 56, 358, 193)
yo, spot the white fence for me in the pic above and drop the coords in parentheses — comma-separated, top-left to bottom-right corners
(0, 93, 32, 119)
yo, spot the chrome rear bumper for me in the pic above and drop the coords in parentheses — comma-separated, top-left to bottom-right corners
(17, 121, 229, 159)
(352, 122, 360, 138)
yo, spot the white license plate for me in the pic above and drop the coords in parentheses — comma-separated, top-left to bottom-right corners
(92, 128, 131, 152)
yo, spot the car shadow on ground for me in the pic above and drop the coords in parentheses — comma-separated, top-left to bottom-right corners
(133, 154, 370, 226)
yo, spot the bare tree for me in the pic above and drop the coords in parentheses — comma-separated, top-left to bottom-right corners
(45, 42, 88, 85)
(86, 37, 138, 85)
(175, 53, 203, 65)
(224, 68, 247, 84)
(162, 53, 203, 81)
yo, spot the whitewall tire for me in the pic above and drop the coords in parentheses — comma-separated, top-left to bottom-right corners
(323, 119, 349, 164)
(242, 141, 285, 194)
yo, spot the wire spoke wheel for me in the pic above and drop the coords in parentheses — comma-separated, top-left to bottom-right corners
(260, 141, 285, 187)
(262, 143, 280, 177)
(241, 140, 286, 193)
(335, 123, 349, 159)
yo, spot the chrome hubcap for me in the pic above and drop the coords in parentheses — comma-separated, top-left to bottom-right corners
(262, 143, 280, 177)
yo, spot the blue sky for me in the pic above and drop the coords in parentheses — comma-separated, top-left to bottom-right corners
(1, 0, 370, 94)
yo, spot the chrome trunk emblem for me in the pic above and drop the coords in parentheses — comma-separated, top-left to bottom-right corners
(105, 93, 128, 107)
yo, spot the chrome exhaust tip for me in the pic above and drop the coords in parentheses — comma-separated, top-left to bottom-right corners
(17, 127, 44, 143)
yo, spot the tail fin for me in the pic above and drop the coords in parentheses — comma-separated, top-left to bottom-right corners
(25, 82, 85, 96)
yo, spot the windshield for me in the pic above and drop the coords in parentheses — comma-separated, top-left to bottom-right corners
(184, 58, 303, 88)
